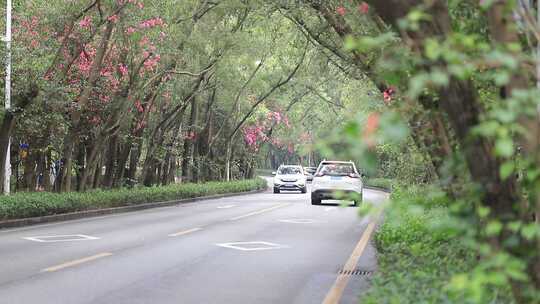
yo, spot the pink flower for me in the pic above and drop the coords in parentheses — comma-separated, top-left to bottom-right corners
(108, 14, 119, 23)
(30, 39, 39, 48)
(79, 16, 92, 29)
(118, 64, 128, 77)
(143, 54, 160, 71)
(358, 2, 369, 14)
(100, 68, 112, 77)
(383, 87, 395, 104)
(99, 94, 111, 103)
(336, 6, 346, 16)
(139, 17, 164, 29)
(126, 27, 137, 35)
(134, 100, 144, 113)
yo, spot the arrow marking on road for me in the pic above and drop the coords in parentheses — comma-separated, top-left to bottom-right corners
(168, 227, 203, 237)
(23, 234, 100, 243)
(41, 252, 112, 272)
(216, 241, 288, 251)
(229, 203, 290, 221)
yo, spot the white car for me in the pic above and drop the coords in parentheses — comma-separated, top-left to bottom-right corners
(272, 165, 307, 194)
(311, 161, 363, 206)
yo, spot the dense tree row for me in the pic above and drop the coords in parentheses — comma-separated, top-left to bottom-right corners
(0, 0, 347, 192)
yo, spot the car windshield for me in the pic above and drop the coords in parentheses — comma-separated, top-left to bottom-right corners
(319, 164, 355, 176)
(278, 167, 302, 175)
(305, 168, 316, 174)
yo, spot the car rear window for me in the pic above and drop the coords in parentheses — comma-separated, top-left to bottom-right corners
(278, 167, 302, 174)
(318, 164, 355, 176)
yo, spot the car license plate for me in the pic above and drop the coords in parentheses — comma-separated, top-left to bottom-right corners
(285, 183, 295, 187)
(331, 176, 342, 180)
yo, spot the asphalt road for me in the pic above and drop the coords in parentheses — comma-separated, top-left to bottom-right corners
(0, 181, 388, 304)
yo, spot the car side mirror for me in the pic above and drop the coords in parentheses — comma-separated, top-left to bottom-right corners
(272, 171, 276, 175)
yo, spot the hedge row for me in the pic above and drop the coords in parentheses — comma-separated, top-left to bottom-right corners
(362, 185, 513, 303)
(0, 178, 268, 221)
(362, 186, 469, 303)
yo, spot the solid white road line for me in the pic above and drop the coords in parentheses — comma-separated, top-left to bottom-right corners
(168, 227, 203, 237)
(229, 203, 290, 221)
(217, 205, 236, 209)
(41, 252, 113, 272)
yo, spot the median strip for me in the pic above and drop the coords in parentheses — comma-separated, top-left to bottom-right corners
(322, 220, 377, 304)
(229, 203, 290, 221)
(42, 252, 113, 272)
(168, 227, 203, 237)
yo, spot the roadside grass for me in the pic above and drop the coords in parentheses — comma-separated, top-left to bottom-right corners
(0, 178, 267, 221)
(362, 185, 514, 304)
(364, 177, 394, 191)
(255, 168, 275, 176)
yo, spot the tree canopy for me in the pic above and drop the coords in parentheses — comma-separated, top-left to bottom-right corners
(0, 1, 539, 301)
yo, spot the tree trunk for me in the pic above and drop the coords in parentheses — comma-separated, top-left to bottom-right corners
(0, 113, 15, 193)
(58, 135, 74, 192)
(115, 138, 132, 187)
(225, 141, 232, 181)
(127, 137, 143, 184)
(0, 85, 39, 193)
(102, 136, 118, 188)
(181, 96, 198, 182)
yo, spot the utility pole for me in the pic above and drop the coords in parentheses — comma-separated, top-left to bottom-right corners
(3, 0, 12, 194)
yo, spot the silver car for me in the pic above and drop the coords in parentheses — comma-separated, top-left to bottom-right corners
(273, 165, 307, 193)
(310, 161, 363, 206)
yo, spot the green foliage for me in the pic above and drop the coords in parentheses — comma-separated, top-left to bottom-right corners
(0, 178, 267, 220)
(363, 186, 516, 304)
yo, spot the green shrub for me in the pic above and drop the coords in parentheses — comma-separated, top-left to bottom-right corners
(0, 178, 267, 220)
(363, 185, 514, 304)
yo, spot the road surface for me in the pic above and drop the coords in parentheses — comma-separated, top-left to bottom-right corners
(0, 183, 388, 304)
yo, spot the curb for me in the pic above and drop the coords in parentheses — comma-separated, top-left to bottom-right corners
(0, 187, 268, 230)
(364, 186, 392, 193)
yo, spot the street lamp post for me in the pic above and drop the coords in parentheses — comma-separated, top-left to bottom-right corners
(3, 0, 12, 194)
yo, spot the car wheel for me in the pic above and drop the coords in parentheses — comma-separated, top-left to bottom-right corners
(353, 192, 363, 207)
(301, 187, 307, 194)
(311, 193, 321, 205)
(273, 187, 280, 194)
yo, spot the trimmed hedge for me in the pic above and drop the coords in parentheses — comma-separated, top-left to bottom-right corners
(0, 178, 267, 221)
(362, 186, 514, 303)
(363, 186, 475, 303)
